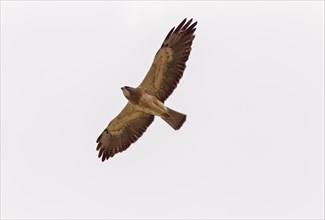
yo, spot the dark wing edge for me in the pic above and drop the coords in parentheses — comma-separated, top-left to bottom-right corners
(157, 18, 197, 101)
(96, 112, 154, 162)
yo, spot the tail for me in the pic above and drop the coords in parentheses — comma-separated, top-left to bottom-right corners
(162, 107, 187, 130)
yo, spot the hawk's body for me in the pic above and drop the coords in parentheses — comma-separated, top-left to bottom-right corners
(97, 18, 197, 161)
(122, 87, 168, 117)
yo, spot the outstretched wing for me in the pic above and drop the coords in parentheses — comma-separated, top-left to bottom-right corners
(96, 103, 154, 161)
(139, 18, 197, 102)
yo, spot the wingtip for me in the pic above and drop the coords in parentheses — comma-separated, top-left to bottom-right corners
(101, 152, 109, 161)
(175, 18, 187, 32)
(96, 142, 102, 151)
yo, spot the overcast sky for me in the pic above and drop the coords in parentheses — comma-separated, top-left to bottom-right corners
(1, 1, 324, 219)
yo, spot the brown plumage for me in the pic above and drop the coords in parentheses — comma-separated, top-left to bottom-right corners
(96, 18, 197, 161)
(96, 103, 154, 161)
(140, 18, 197, 102)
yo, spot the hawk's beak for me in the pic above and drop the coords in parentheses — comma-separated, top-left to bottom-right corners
(121, 87, 124, 90)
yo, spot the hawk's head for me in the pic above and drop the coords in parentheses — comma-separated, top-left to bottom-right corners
(121, 86, 141, 104)
(121, 86, 131, 98)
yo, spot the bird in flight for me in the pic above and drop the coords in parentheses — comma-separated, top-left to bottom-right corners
(96, 18, 197, 161)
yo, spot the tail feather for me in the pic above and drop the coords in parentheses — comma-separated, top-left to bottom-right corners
(162, 108, 186, 130)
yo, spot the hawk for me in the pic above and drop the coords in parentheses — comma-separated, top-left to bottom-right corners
(96, 18, 197, 161)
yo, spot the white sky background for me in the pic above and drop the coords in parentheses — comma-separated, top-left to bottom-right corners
(1, 1, 324, 219)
